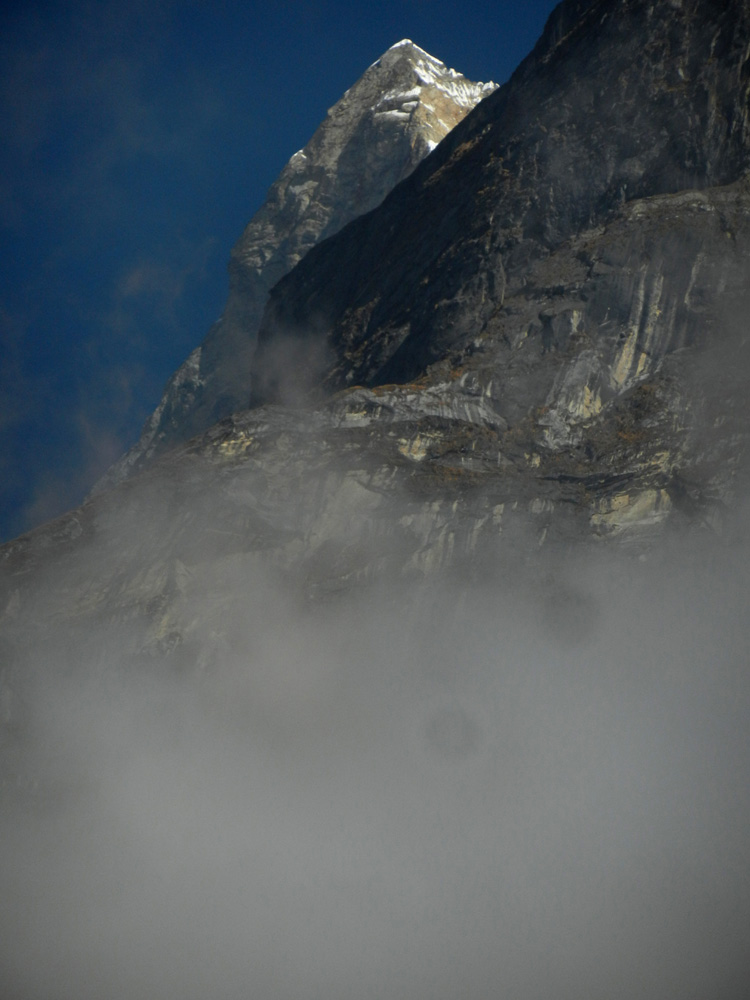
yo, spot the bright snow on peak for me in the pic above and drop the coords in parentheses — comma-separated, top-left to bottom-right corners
(369, 40, 497, 106)
(387, 39, 438, 60)
(369, 39, 441, 70)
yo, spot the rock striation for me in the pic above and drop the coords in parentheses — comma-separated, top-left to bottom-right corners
(100, 41, 495, 487)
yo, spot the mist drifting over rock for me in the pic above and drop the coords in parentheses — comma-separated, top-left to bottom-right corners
(2, 2, 750, 997)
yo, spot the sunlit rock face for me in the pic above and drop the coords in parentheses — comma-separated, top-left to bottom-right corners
(101, 41, 495, 487)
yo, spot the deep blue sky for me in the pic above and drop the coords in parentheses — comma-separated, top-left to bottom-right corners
(0, 0, 560, 542)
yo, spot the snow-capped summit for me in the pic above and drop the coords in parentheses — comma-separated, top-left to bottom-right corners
(373, 38, 497, 110)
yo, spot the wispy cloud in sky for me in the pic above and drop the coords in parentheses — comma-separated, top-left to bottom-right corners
(0, 0, 231, 539)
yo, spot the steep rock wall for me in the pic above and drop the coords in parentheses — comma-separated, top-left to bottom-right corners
(253, 0, 750, 400)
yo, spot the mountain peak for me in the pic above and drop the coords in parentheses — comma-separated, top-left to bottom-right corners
(387, 37, 424, 51)
(373, 38, 448, 69)
(365, 38, 497, 110)
(379, 38, 434, 57)
(97, 42, 494, 489)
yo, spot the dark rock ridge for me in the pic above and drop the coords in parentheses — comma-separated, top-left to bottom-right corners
(254, 0, 750, 401)
(99, 41, 495, 489)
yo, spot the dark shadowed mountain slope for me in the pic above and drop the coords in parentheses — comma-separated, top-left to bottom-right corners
(253, 0, 750, 402)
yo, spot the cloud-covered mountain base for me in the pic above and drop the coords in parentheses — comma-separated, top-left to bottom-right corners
(2, 515, 749, 1000)
(3, 2, 750, 995)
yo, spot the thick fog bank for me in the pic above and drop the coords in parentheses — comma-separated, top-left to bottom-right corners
(1, 526, 749, 999)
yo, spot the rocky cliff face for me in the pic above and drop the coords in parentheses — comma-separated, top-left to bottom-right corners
(243, 0, 750, 538)
(4, 0, 750, 635)
(101, 41, 495, 488)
